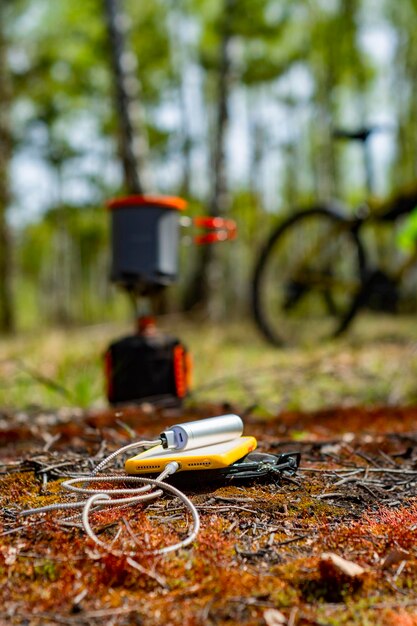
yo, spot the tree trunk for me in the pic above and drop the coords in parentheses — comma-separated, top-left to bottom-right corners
(168, 5, 193, 197)
(103, 0, 150, 194)
(0, 6, 14, 334)
(209, 0, 234, 219)
(183, 0, 235, 313)
(178, 77, 193, 198)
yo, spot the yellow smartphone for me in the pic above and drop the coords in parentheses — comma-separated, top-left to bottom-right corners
(125, 436, 257, 474)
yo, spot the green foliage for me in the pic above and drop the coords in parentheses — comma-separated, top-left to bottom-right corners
(2, 0, 417, 328)
(10, 0, 110, 134)
(127, 0, 174, 104)
(396, 206, 417, 251)
(18, 205, 108, 280)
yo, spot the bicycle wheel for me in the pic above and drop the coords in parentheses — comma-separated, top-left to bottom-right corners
(252, 207, 367, 346)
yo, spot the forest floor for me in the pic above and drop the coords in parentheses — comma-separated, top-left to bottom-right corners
(1, 314, 417, 625)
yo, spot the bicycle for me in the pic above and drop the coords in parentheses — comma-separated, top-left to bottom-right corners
(251, 126, 417, 346)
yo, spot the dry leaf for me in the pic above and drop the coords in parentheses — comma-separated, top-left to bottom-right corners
(320, 552, 365, 577)
(264, 608, 287, 625)
(381, 548, 410, 570)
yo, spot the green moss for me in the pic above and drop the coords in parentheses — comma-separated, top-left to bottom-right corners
(268, 585, 299, 608)
(33, 561, 59, 583)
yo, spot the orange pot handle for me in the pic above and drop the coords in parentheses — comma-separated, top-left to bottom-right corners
(193, 216, 237, 245)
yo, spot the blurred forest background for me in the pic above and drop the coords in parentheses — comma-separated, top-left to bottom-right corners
(1, 0, 417, 334)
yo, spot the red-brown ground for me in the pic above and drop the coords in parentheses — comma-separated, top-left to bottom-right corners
(1, 403, 417, 625)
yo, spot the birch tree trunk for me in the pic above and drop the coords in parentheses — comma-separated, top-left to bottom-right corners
(184, 0, 235, 313)
(0, 5, 14, 333)
(103, 0, 150, 194)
